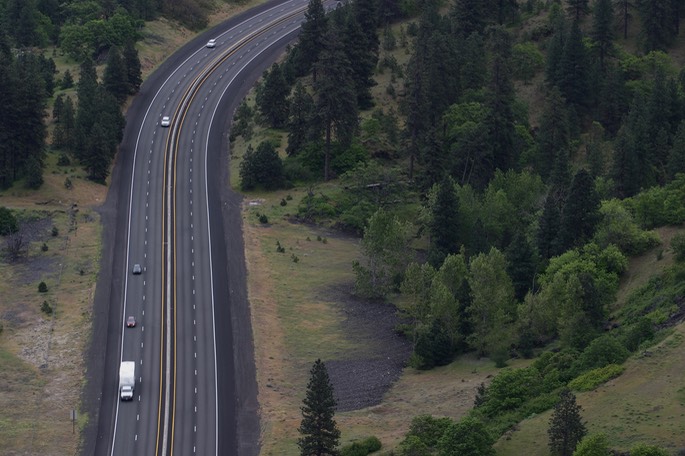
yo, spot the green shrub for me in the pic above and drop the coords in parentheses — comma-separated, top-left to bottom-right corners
(239, 141, 284, 191)
(41, 300, 53, 315)
(574, 335, 630, 372)
(41, 243, 48, 252)
(480, 367, 543, 416)
(568, 364, 625, 391)
(340, 436, 382, 456)
(0, 206, 18, 235)
(38, 281, 48, 293)
(622, 317, 655, 351)
(258, 214, 268, 224)
(629, 443, 670, 456)
(405, 415, 453, 448)
(51, 226, 59, 237)
(573, 433, 610, 456)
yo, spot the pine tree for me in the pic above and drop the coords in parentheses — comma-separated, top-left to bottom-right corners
(451, 0, 488, 36)
(558, 20, 590, 111)
(61, 69, 74, 89)
(637, 0, 678, 52)
(668, 120, 685, 179)
(341, 10, 377, 109)
(297, 0, 328, 81)
(558, 169, 600, 251)
(314, 27, 358, 180)
(287, 82, 314, 156)
(298, 359, 340, 456)
(103, 46, 129, 104)
(614, 0, 634, 39)
(548, 389, 587, 456)
(537, 194, 562, 259)
(592, 0, 614, 71)
(53, 94, 65, 124)
(537, 87, 570, 181)
(257, 63, 291, 128)
(429, 176, 461, 267)
(485, 26, 517, 175)
(567, 0, 589, 21)
(123, 40, 142, 94)
(506, 232, 538, 301)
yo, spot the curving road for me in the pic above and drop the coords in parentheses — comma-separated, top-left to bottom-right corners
(86, 1, 313, 455)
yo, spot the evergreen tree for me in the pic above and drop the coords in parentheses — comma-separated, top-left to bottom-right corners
(558, 169, 600, 251)
(428, 176, 461, 267)
(537, 194, 562, 259)
(103, 46, 129, 104)
(297, 0, 328, 81)
(74, 58, 99, 161)
(287, 82, 315, 156)
(314, 27, 358, 180)
(353, 0, 380, 50)
(506, 232, 538, 301)
(451, 0, 488, 36)
(545, 10, 568, 87)
(257, 63, 291, 128)
(341, 10, 377, 109)
(123, 40, 142, 94)
(239, 141, 285, 190)
(611, 124, 641, 197)
(567, 0, 589, 21)
(597, 63, 628, 136)
(637, 0, 678, 51)
(537, 87, 570, 181)
(298, 359, 340, 456)
(61, 69, 74, 89)
(548, 389, 587, 456)
(557, 20, 590, 111)
(614, 0, 634, 39)
(53, 94, 65, 124)
(668, 120, 685, 179)
(592, 0, 614, 71)
(484, 26, 517, 175)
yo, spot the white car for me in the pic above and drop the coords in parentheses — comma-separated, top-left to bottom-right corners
(206, 39, 216, 48)
(161, 116, 170, 127)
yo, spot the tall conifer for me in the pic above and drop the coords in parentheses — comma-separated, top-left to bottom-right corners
(298, 359, 340, 456)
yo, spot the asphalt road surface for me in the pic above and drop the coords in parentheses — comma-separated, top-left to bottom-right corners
(84, 1, 310, 455)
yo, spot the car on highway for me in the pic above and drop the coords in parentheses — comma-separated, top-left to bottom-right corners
(161, 116, 170, 127)
(132, 263, 142, 274)
(206, 38, 216, 48)
(126, 316, 136, 328)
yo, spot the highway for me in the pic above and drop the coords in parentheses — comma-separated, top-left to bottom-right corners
(89, 1, 311, 455)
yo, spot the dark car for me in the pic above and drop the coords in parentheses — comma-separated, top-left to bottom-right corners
(126, 316, 136, 328)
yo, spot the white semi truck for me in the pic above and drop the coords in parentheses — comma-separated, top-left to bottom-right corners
(119, 361, 135, 401)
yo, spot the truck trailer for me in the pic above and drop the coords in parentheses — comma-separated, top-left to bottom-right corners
(119, 361, 135, 401)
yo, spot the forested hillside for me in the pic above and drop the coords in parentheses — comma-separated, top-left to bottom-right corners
(233, 0, 685, 453)
(0, 0, 224, 188)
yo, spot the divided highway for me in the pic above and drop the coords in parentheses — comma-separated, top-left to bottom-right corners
(89, 1, 314, 455)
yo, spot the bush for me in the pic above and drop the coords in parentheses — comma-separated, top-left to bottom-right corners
(630, 444, 670, 456)
(38, 281, 48, 293)
(573, 433, 610, 456)
(41, 300, 53, 315)
(0, 207, 18, 235)
(57, 153, 71, 166)
(574, 335, 630, 372)
(340, 436, 382, 456)
(51, 226, 59, 237)
(480, 367, 544, 416)
(405, 415, 454, 449)
(568, 364, 625, 391)
(41, 243, 48, 252)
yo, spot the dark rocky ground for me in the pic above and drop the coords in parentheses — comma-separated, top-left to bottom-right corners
(324, 285, 412, 412)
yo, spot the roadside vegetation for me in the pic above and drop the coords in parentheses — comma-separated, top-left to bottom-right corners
(231, 0, 685, 454)
(1, 0, 685, 455)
